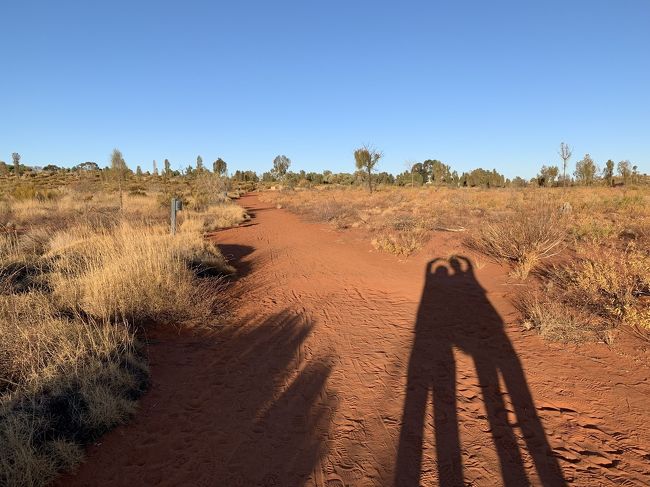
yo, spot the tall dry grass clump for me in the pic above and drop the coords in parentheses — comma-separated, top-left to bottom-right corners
(48, 223, 217, 323)
(467, 203, 567, 278)
(516, 294, 596, 343)
(371, 214, 431, 256)
(0, 293, 146, 486)
(180, 203, 248, 234)
(517, 244, 650, 342)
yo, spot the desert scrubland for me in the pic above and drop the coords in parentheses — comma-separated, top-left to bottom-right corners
(263, 185, 650, 343)
(1, 163, 650, 486)
(0, 169, 246, 485)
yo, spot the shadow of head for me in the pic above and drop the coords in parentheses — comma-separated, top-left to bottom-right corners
(425, 255, 475, 284)
(416, 255, 495, 339)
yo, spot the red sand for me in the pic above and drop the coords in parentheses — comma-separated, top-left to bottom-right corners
(59, 194, 650, 486)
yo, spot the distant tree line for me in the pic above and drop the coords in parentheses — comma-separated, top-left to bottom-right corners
(534, 145, 642, 187)
(2, 142, 645, 189)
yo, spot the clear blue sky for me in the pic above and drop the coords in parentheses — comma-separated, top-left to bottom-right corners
(1, 0, 648, 178)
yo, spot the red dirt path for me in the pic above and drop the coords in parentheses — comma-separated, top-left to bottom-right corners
(60, 194, 650, 486)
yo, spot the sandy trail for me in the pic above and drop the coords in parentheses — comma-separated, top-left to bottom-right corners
(61, 194, 650, 486)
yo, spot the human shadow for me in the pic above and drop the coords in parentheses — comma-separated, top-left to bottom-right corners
(57, 310, 335, 487)
(216, 243, 255, 278)
(209, 311, 336, 486)
(395, 256, 565, 486)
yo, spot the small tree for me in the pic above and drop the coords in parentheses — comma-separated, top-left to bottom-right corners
(537, 165, 559, 187)
(574, 154, 597, 186)
(136, 165, 143, 177)
(196, 155, 204, 172)
(164, 159, 171, 177)
(617, 160, 632, 184)
(272, 155, 291, 180)
(411, 163, 425, 185)
(12, 153, 21, 178)
(558, 142, 572, 188)
(403, 161, 415, 187)
(213, 158, 227, 176)
(110, 148, 128, 210)
(603, 160, 615, 187)
(354, 145, 382, 193)
(153, 160, 159, 176)
(193, 171, 227, 210)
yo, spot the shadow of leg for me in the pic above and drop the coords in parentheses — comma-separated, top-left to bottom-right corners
(474, 356, 529, 486)
(225, 359, 334, 486)
(498, 352, 567, 487)
(432, 348, 464, 486)
(394, 361, 430, 487)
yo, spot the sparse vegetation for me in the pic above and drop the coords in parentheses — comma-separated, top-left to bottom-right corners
(1, 144, 647, 486)
(261, 184, 649, 342)
(519, 244, 650, 342)
(467, 203, 567, 279)
(354, 145, 383, 193)
(0, 171, 247, 486)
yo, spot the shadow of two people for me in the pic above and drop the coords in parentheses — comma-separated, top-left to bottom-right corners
(395, 256, 566, 486)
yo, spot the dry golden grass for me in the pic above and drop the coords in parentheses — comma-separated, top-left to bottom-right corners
(0, 291, 146, 487)
(372, 227, 430, 257)
(48, 223, 211, 323)
(180, 203, 248, 234)
(0, 181, 246, 486)
(517, 293, 599, 343)
(466, 203, 567, 279)
(263, 186, 649, 249)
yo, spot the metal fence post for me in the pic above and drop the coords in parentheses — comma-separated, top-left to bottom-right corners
(170, 198, 177, 235)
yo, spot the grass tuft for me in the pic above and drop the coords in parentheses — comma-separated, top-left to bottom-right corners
(466, 203, 566, 279)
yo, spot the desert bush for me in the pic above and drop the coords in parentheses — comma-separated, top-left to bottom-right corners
(517, 293, 602, 343)
(48, 223, 217, 323)
(466, 204, 567, 278)
(11, 184, 38, 201)
(312, 199, 357, 228)
(0, 292, 147, 487)
(180, 203, 248, 233)
(372, 227, 430, 256)
(517, 244, 649, 342)
(10, 184, 61, 202)
(549, 245, 649, 329)
(187, 172, 229, 211)
(569, 217, 617, 245)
